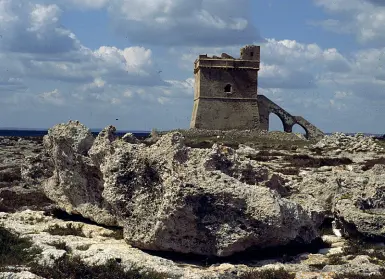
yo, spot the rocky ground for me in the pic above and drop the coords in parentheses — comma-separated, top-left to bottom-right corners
(1, 122, 385, 279)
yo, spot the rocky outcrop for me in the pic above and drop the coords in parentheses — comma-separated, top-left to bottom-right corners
(332, 164, 385, 239)
(310, 133, 384, 154)
(41, 121, 319, 257)
(42, 121, 117, 226)
(0, 137, 53, 213)
(1, 209, 384, 279)
(3, 123, 385, 278)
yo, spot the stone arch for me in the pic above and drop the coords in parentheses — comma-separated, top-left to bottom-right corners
(268, 108, 294, 133)
(269, 112, 285, 132)
(292, 123, 309, 139)
(224, 84, 232, 93)
(257, 95, 324, 140)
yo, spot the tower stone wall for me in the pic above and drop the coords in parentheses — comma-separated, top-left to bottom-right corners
(190, 46, 261, 130)
(189, 45, 324, 140)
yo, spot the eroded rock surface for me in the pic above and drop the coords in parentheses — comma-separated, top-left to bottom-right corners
(0, 137, 53, 213)
(2, 124, 385, 278)
(41, 121, 319, 257)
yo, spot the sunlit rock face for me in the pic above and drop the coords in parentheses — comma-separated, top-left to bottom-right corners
(41, 121, 318, 257)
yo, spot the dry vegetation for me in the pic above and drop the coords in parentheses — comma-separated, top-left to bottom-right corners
(284, 154, 353, 168)
(361, 157, 385, 171)
(0, 225, 170, 279)
(240, 268, 295, 279)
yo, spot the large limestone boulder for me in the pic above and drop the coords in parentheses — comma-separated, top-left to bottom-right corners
(42, 121, 117, 226)
(333, 164, 385, 239)
(288, 158, 385, 240)
(42, 121, 319, 256)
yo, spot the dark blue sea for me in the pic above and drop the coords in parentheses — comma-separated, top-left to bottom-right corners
(0, 129, 150, 139)
(0, 129, 383, 139)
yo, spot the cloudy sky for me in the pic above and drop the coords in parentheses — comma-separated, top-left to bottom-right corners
(0, 0, 384, 133)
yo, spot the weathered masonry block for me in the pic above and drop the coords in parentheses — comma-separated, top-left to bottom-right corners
(190, 45, 324, 140)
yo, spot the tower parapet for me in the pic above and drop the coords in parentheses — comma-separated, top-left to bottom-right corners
(240, 45, 260, 61)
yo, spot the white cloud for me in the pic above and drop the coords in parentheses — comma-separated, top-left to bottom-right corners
(0, 0, 80, 54)
(0, 77, 26, 92)
(38, 88, 65, 105)
(41, 0, 263, 46)
(313, 0, 385, 45)
(0, 1, 168, 87)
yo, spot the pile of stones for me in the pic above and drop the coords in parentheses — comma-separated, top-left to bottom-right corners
(310, 133, 384, 153)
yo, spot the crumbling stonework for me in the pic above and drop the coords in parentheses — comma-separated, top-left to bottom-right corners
(190, 46, 261, 131)
(190, 45, 324, 140)
(257, 95, 324, 140)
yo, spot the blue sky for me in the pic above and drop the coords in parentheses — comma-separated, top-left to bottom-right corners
(0, 0, 384, 134)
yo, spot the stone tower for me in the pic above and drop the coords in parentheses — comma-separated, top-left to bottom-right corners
(190, 45, 261, 130)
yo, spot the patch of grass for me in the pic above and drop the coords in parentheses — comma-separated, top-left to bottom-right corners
(0, 168, 21, 182)
(44, 223, 86, 237)
(285, 154, 352, 168)
(343, 239, 385, 264)
(255, 150, 287, 157)
(240, 268, 295, 279)
(339, 193, 353, 200)
(246, 154, 278, 162)
(76, 244, 91, 251)
(361, 158, 385, 171)
(29, 255, 170, 279)
(49, 241, 71, 252)
(0, 189, 53, 213)
(308, 263, 327, 270)
(333, 269, 385, 279)
(0, 226, 41, 268)
(327, 254, 347, 265)
(110, 228, 124, 240)
(178, 130, 314, 151)
(275, 167, 300, 176)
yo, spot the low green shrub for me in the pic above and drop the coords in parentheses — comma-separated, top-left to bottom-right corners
(285, 155, 352, 168)
(0, 226, 41, 268)
(361, 158, 385, 171)
(44, 223, 86, 237)
(333, 269, 385, 279)
(30, 255, 169, 279)
(241, 268, 295, 279)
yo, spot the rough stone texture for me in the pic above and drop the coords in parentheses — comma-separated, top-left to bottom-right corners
(332, 164, 385, 239)
(42, 121, 117, 226)
(310, 132, 384, 154)
(0, 271, 44, 279)
(190, 45, 324, 140)
(0, 210, 255, 279)
(322, 255, 384, 276)
(42, 121, 319, 257)
(190, 46, 260, 131)
(0, 137, 53, 213)
(3, 125, 385, 278)
(1, 209, 383, 279)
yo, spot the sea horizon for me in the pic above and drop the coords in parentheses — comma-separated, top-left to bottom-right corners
(0, 128, 383, 138)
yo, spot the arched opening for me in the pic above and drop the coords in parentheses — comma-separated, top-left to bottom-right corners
(269, 113, 284, 132)
(292, 124, 309, 139)
(224, 84, 232, 94)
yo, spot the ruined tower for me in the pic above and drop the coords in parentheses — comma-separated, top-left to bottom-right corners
(190, 45, 261, 130)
